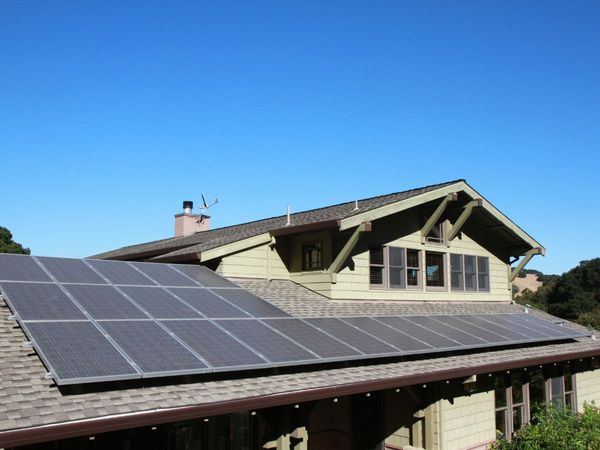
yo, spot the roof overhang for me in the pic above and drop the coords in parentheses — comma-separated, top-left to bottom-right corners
(1, 345, 597, 448)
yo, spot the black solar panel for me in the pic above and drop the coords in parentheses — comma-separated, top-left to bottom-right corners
(431, 315, 509, 343)
(168, 288, 249, 318)
(305, 318, 397, 355)
(375, 316, 461, 349)
(0, 254, 51, 282)
(211, 289, 289, 318)
(341, 317, 433, 352)
(99, 320, 209, 375)
(407, 316, 488, 346)
(23, 321, 139, 383)
(0, 254, 590, 386)
(172, 264, 238, 288)
(86, 259, 156, 286)
(129, 262, 198, 287)
(162, 320, 269, 368)
(0, 282, 86, 321)
(216, 319, 317, 363)
(121, 286, 202, 319)
(37, 257, 107, 284)
(264, 318, 361, 359)
(64, 284, 148, 320)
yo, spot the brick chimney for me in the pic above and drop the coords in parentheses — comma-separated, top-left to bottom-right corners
(174, 201, 210, 237)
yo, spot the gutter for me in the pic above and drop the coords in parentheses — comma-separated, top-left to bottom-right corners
(1, 347, 599, 448)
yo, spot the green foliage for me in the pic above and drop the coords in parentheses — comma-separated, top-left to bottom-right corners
(491, 403, 600, 450)
(547, 258, 600, 320)
(0, 227, 30, 254)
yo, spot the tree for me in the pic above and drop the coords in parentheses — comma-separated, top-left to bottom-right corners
(491, 403, 600, 450)
(546, 259, 600, 320)
(0, 227, 30, 254)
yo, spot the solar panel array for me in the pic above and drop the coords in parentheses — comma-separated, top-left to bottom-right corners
(0, 253, 589, 385)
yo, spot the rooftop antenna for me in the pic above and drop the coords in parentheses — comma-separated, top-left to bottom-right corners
(197, 194, 218, 223)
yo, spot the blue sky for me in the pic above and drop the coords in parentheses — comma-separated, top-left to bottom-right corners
(1, 1, 599, 274)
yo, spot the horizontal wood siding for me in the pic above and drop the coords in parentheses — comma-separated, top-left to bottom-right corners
(216, 244, 289, 280)
(330, 227, 511, 301)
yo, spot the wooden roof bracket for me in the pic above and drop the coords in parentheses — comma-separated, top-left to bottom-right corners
(329, 222, 372, 283)
(446, 198, 483, 244)
(420, 193, 458, 244)
(509, 247, 545, 282)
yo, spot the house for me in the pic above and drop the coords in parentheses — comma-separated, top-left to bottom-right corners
(1, 179, 599, 450)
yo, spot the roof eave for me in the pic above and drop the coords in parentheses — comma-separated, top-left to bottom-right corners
(1, 345, 597, 448)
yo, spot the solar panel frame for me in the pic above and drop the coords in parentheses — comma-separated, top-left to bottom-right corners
(501, 313, 581, 338)
(263, 318, 362, 360)
(36, 256, 108, 284)
(304, 318, 398, 356)
(98, 320, 211, 377)
(120, 286, 203, 319)
(340, 317, 435, 353)
(431, 315, 510, 343)
(167, 288, 250, 319)
(373, 316, 462, 350)
(85, 259, 157, 286)
(171, 264, 238, 288)
(407, 316, 490, 346)
(63, 284, 149, 320)
(161, 319, 271, 370)
(215, 319, 318, 364)
(21, 321, 141, 384)
(129, 262, 200, 287)
(0, 282, 87, 321)
(455, 314, 535, 341)
(0, 253, 52, 282)
(210, 288, 290, 318)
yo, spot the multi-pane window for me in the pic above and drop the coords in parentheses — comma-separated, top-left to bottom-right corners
(369, 246, 421, 289)
(302, 242, 322, 271)
(450, 254, 490, 292)
(495, 370, 577, 441)
(425, 222, 446, 244)
(425, 252, 444, 288)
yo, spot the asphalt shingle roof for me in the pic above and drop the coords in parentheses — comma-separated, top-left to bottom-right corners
(0, 277, 598, 435)
(92, 179, 465, 261)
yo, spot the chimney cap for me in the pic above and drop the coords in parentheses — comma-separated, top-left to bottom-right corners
(183, 200, 193, 210)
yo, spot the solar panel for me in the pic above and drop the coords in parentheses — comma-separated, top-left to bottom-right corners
(264, 318, 361, 359)
(129, 262, 199, 287)
(172, 264, 238, 288)
(341, 317, 433, 352)
(86, 259, 156, 286)
(216, 319, 317, 363)
(211, 289, 289, 318)
(305, 318, 397, 355)
(23, 321, 140, 384)
(37, 256, 107, 284)
(167, 288, 249, 318)
(0, 254, 51, 282)
(455, 315, 532, 341)
(120, 286, 202, 319)
(64, 284, 148, 320)
(0, 254, 590, 386)
(99, 320, 209, 375)
(431, 315, 509, 343)
(162, 320, 269, 369)
(0, 282, 86, 321)
(374, 316, 461, 349)
(407, 316, 488, 346)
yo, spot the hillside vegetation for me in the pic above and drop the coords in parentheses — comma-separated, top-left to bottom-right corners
(516, 258, 600, 330)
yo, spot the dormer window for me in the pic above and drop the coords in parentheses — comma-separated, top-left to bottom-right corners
(302, 241, 323, 271)
(425, 222, 446, 244)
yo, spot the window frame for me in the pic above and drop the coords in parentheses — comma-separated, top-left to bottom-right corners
(301, 241, 323, 271)
(369, 246, 422, 290)
(425, 251, 446, 291)
(450, 254, 490, 292)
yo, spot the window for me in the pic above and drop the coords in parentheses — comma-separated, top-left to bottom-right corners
(369, 246, 421, 289)
(425, 252, 444, 288)
(369, 246, 385, 286)
(302, 241, 322, 271)
(549, 369, 576, 410)
(425, 222, 446, 244)
(450, 254, 490, 292)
